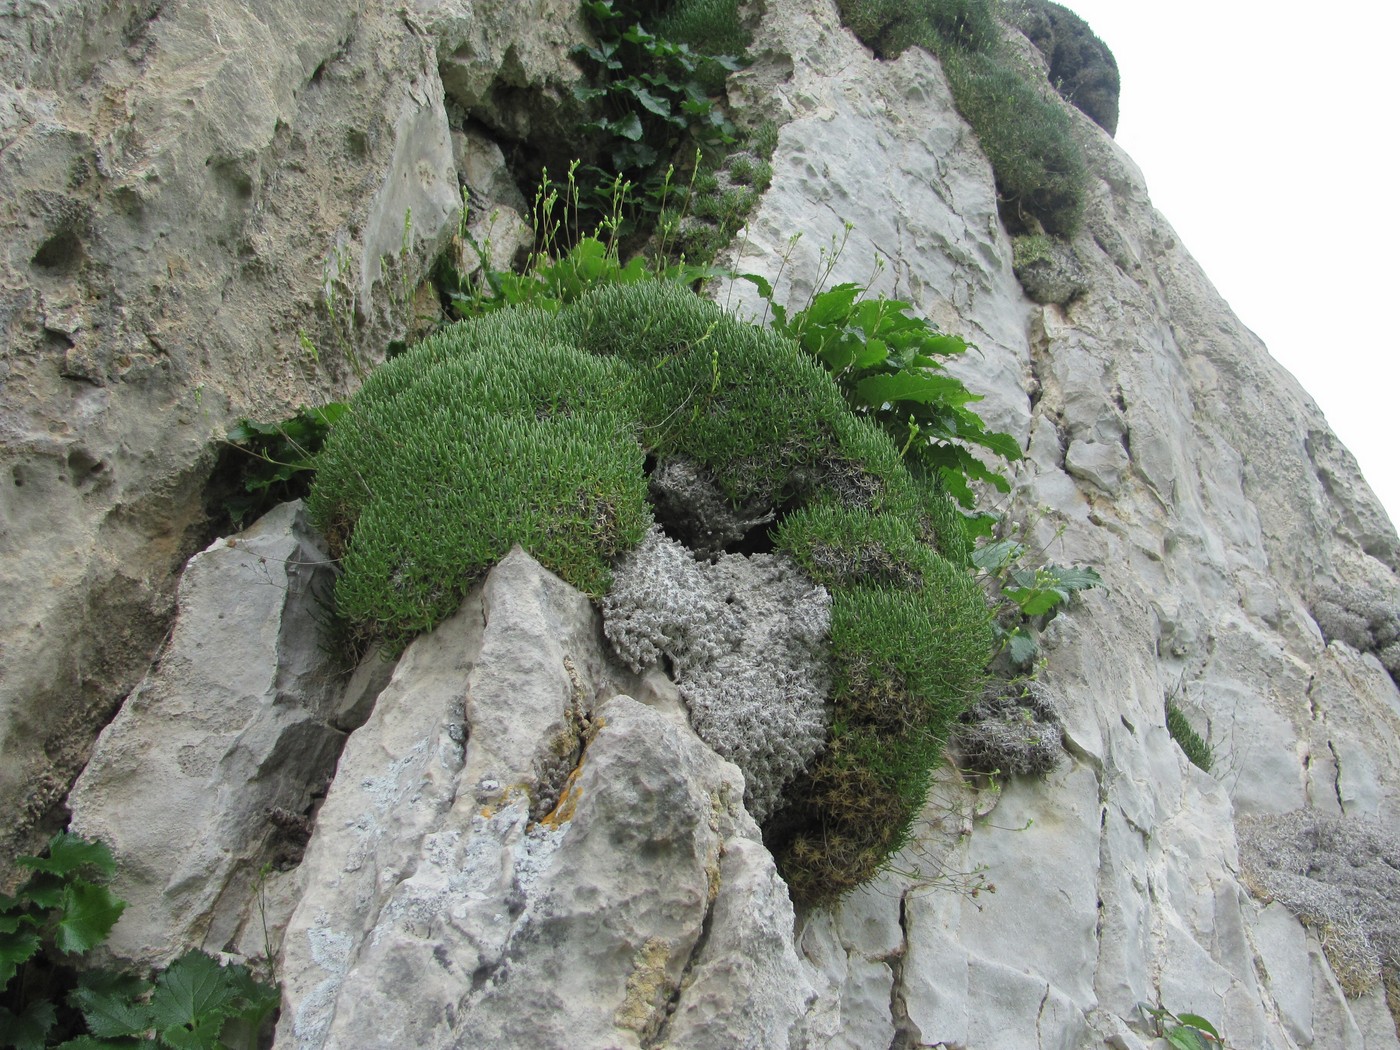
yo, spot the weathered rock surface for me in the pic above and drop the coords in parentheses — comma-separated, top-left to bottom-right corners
(719, 0, 1400, 1044)
(0, 0, 581, 866)
(274, 547, 811, 1050)
(67, 501, 348, 967)
(28, 0, 1400, 1046)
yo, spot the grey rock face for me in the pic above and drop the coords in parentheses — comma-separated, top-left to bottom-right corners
(602, 526, 831, 822)
(275, 547, 811, 1050)
(0, 0, 576, 866)
(68, 501, 348, 967)
(717, 0, 1400, 1044)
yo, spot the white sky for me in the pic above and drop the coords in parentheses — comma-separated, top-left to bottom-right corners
(1059, 1, 1400, 528)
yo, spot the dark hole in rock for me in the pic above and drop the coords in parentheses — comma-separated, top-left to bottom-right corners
(32, 229, 83, 273)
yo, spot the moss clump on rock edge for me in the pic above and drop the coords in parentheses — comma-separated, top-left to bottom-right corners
(310, 279, 994, 903)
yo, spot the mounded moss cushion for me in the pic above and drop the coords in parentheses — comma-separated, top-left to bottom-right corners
(310, 278, 994, 902)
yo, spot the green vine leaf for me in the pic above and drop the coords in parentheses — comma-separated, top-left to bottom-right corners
(55, 881, 126, 955)
(0, 999, 57, 1050)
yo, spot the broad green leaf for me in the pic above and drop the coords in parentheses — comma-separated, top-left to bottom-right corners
(971, 539, 1024, 572)
(937, 467, 975, 508)
(854, 373, 978, 409)
(1165, 1027, 1210, 1050)
(150, 952, 241, 1032)
(921, 333, 970, 356)
(159, 1017, 226, 1050)
(971, 429, 1023, 461)
(0, 999, 56, 1050)
(71, 984, 154, 1039)
(801, 284, 862, 326)
(1012, 587, 1066, 617)
(571, 83, 608, 103)
(222, 965, 281, 1027)
(55, 880, 126, 954)
(1044, 565, 1103, 593)
(1175, 1015, 1221, 1039)
(20, 833, 117, 879)
(0, 926, 42, 983)
(1007, 629, 1039, 667)
(738, 272, 773, 300)
(628, 86, 673, 118)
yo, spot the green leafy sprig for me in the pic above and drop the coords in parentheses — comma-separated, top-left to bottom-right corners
(1, 834, 278, 1050)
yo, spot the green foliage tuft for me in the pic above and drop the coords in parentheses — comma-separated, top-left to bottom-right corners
(1165, 701, 1213, 773)
(310, 310, 652, 651)
(834, 0, 1089, 235)
(766, 570, 994, 905)
(939, 49, 1087, 235)
(1, 834, 276, 1050)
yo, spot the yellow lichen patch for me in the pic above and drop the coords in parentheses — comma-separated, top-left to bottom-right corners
(614, 937, 674, 1038)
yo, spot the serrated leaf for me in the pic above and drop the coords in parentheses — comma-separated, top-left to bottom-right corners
(150, 952, 241, 1032)
(1007, 628, 1039, 667)
(20, 834, 117, 879)
(1044, 565, 1103, 592)
(55, 880, 126, 954)
(0, 998, 57, 1050)
(1, 926, 43, 983)
(971, 539, 1024, 572)
(159, 1016, 226, 1050)
(71, 984, 154, 1039)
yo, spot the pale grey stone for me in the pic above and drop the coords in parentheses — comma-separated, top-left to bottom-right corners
(69, 502, 345, 967)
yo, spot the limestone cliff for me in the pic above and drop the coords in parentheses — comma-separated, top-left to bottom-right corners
(8, 1, 1400, 1048)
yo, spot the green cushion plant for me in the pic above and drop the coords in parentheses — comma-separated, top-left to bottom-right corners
(309, 274, 999, 903)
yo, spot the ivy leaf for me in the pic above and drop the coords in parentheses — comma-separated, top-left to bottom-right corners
(0, 999, 57, 1050)
(19, 834, 117, 879)
(150, 952, 241, 1033)
(55, 880, 126, 954)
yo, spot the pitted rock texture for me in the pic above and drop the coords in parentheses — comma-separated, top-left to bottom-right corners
(719, 0, 1400, 1044)
(0, 0, 580, 868)
(602, 526, 832, 822)
(274, 548, 812, 1050)
(67, 501, 348, 968)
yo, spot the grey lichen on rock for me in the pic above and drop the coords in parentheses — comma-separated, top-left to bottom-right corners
(603, 526, 831, 822)
(1239, 810, 1400, 999)
(1011, 233, 1089, 305)
(1311, 581, 1400, 683)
